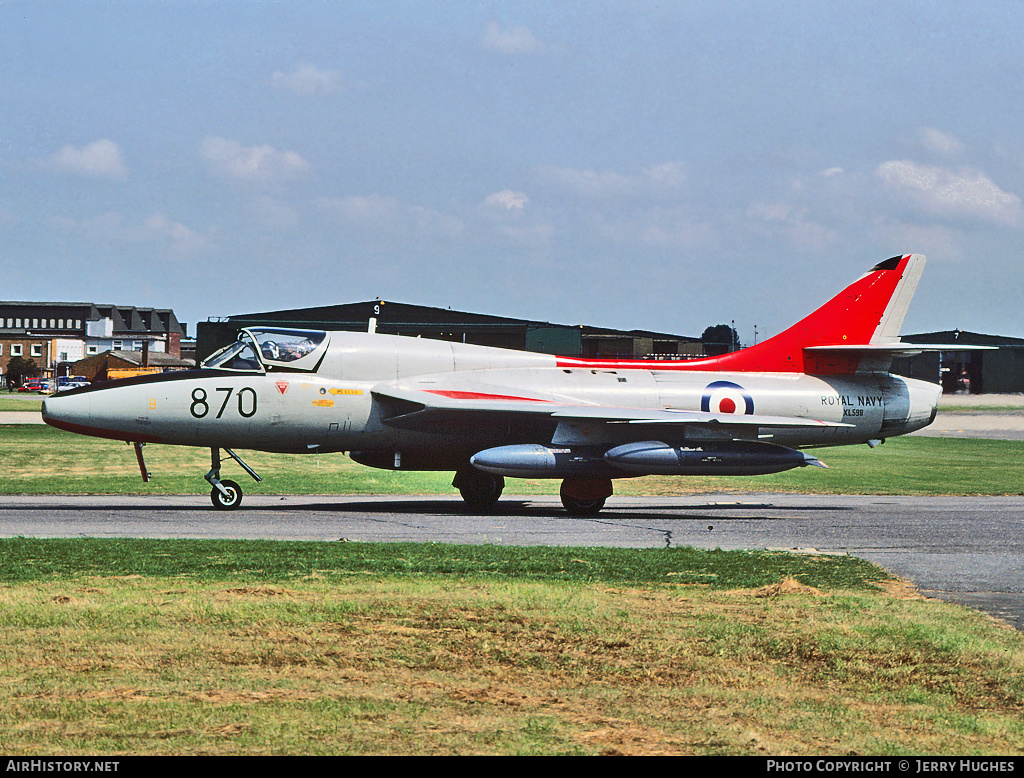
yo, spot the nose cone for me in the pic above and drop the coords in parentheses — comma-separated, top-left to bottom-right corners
(41, 392, 93, 434)
(42, 385, 162, 443)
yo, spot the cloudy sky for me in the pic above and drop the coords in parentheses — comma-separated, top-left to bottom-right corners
(3, 1, 1023, 342)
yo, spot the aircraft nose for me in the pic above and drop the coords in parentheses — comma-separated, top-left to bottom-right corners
(41, 392, 91, 433)
(42, 382, 166, 444)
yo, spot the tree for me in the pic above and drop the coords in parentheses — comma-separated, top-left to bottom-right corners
(701, 324, 740, 356)
(6, 356, 39, 388)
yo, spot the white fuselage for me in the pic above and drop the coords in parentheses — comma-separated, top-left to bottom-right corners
(42, 331, 941, 466)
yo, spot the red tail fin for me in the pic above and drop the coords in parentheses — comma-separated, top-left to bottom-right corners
(555, 255, 926, 375)
(699, 254, 925, 374)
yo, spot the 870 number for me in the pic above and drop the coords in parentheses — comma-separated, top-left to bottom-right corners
(190, 387, 257, 419)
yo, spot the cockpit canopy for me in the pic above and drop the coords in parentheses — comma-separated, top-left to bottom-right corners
(202, 328, 330, 373)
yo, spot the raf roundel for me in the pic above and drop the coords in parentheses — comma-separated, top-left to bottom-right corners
(701, 380, 754, 415)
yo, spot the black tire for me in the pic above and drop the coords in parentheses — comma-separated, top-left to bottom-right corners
(210, 479, 243, 510)
(560, 494, 606, 516)
(454, 469, 505, 511)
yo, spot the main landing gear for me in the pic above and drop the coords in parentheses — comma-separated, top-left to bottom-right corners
(559, 478, 614, 516)
(452, 467, 505, 511)
(206, 448, 263, 510)
(453, 467, 614, 516)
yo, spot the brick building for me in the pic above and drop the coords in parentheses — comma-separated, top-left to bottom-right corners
(0, 301, 188, 388)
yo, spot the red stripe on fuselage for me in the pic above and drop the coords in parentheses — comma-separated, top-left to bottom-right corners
(555, 356, 710, 371)
(424, 390, 553, 402)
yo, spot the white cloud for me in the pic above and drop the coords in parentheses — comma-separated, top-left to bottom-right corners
(143, 214, 207, 253)
(919, 127, 964, 157)
(201, 136, 311, 183)
(875, 159, 1022, 226)
(483, 190, 529, 210)
(478, 190, 550, 245)
(49, 140, 128, 179)
(481, 21, 543, 53)
(271, 64, 342, 96)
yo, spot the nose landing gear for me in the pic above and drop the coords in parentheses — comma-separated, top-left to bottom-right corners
(206, 448, 263, 510)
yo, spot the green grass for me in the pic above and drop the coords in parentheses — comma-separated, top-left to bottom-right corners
(937, 403, 1024, 413)
(0, 396, 44, 412)
(0, 537, 890, 590)
(0, 549, 1021, 756)
(1, 424, 1021, 497)
(2, 426, 1023, 754)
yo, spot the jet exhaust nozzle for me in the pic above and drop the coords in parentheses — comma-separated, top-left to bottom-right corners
(603, 440, 825, 476)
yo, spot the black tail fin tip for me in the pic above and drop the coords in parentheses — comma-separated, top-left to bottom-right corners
(871, 256, 905, 271)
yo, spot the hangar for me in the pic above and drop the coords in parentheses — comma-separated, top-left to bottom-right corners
(196, 300, 703, 364)
(895, 331, 1024, 394)
(195, 306, 1023, 395)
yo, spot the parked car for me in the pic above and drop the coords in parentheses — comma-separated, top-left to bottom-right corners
(19, 379, 42, 393)
(56, 376, 90, 392)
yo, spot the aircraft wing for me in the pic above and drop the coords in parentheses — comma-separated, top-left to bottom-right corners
(372, 384, 851, 440)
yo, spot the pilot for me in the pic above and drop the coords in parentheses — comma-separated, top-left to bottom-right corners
(261, 341, 280, 361)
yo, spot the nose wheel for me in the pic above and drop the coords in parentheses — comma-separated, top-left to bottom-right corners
(210, 479, 243, 510)
(206, 448, 262, 510)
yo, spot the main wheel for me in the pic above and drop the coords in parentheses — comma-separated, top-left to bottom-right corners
(559, 478, 612, 516)
(453, 468, 504, 511)
(210, 479, 243, 510)
(560, 494, 606, 516)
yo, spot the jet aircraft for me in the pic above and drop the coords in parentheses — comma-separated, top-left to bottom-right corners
(44, 254, 955, 514)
